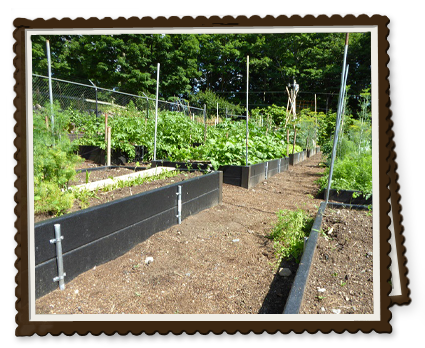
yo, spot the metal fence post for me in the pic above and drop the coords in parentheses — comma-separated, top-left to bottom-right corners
(50, 224, 66, 290)
(46, 40, 54, 135)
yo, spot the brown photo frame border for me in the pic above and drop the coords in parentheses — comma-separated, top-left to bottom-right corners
(13, 15, 397, 335)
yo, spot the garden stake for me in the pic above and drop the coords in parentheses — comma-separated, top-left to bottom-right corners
(153, 63, 160, 161)
(104, 112, 108, 142)
(246, 55, 249, 166)
(107, 126, 111, 166)
(203, 104, 207, 142)
(325, 33, 350, 204)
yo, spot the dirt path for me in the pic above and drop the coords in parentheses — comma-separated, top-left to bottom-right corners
(35, 154, 325, 315)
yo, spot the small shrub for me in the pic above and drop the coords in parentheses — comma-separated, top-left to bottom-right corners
(33, 102, 83, 215)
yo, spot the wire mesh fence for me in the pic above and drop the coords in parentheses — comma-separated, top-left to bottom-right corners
(32, 74, 206, 124)
(32, 75, 286, 129)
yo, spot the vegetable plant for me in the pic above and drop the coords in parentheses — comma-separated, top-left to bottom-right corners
(268, 208, 314, 264)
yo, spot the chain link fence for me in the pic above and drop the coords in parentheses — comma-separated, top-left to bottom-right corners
(32, 75, 277, 129)
(32, 74, 205, 123)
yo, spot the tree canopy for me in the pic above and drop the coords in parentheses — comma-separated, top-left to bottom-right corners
(32, 32, 370, 115)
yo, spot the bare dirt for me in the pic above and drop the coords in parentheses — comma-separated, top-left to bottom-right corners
(299, 207, 374, 314)
(36, 153, 369, 315)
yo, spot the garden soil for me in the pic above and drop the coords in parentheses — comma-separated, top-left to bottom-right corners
(35, 153, 369, 315)
(299, 208, 374, 314)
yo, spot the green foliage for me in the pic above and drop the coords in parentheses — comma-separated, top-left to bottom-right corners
(268, 208, 314, 264)
(317, 88, 372, 198)
(316, 111, 338, 154)
(32, 33, 371, 115)
(318, 150, 372, 198)
(33, 102, 83, 215)
(198, 119, 300, 169)
(188, 89, 243, 118)
(263, 104, 287, 126)
(297, 109, 319, 150)
(70, 106, 301, 168)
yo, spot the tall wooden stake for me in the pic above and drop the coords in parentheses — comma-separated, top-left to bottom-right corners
(107, 127, 111, 166)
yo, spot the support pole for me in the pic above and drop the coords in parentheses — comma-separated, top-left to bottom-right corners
(203, 104, 207, 142)
(246, 55, 249, 166)
(104, 113, 108, 142)
(107, 126, 111, 166)
(46, 40, 54, 135)
(216, 102, 219, 125)
(313, 93, 317, 148)
(89, 80, 98, 117)
(325, 33, 350, 204)
(153, 63, 160, 161)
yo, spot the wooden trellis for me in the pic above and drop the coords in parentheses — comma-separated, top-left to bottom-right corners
(285, 80, 300, 156)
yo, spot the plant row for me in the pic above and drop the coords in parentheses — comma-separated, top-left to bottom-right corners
(45, 101, 307, 168)
(316, 91, 372, 199)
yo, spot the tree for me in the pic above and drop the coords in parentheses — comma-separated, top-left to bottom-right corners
(31, 32, 371, 116)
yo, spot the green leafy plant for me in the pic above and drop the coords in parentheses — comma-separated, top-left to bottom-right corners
(85, 171, 91, 184)
(268, 208, 314, 264)
(317, 90, 372, 198)
(70, 106, 302, 169)
(317, 150, 372, 198)
(33, 102, 83, 215)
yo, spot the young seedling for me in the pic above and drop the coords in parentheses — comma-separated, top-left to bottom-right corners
(85, 170, 91, 184)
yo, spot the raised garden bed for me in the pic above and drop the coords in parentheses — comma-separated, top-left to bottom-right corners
(34, 171, 223, 299)
(152, 157, 290, 189)
(307, 146, 321, 158)
(35, 154, 326, 315)
(283, 202, 372, 314)
(71, 167, 176, 192)
(77, 145, 147, 165)
(151, 160, 212, 171)
(289, 150, 306, 165)
(324, 188, 372, 205)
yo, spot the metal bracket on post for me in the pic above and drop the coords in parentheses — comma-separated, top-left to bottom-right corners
(265, 162, 269, 180)
(303, 236, 309, 253)
(50, 224, 66, 290)
(176, 185, 182, 224)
